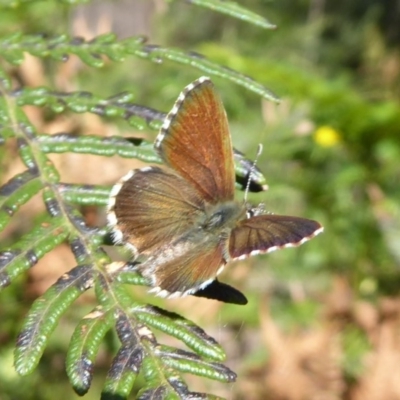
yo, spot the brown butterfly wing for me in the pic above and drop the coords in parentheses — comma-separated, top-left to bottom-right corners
(107, 166, 204, 256)
(139, 235, 226, 297)
(155, 77, 235, 204)
(229, 214, 323, 259)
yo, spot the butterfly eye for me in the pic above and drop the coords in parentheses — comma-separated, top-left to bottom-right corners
(206, 211, 225, 228)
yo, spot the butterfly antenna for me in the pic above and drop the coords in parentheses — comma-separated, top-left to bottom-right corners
(244, 143, 264, 203)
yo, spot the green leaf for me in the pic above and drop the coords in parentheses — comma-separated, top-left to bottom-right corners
(181, 0, 276, 29)
(134, 305, 227, 361)
(14, 264, 95, 375)
(0, 170, 42, 233)
(67, 306, 115, 395)
(102, 312, 145, 398)
(0, 216, 69, 288)
(129, 43, 280, 103)
(157, 345, 236, 382)
(58, 183, 111, 206)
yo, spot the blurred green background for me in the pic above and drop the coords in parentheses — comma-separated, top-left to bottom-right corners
(1, 0, 400, 399)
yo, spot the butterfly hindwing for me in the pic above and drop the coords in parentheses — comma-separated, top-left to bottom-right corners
(140, 236, 227, 297)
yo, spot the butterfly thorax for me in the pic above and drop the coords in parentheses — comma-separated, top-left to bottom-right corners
(203, 201, 245, 231)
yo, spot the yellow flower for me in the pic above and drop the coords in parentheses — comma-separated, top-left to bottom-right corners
(313, 126, 341, 147)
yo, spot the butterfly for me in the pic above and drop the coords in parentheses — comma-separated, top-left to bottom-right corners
(107, 77, 323, 300)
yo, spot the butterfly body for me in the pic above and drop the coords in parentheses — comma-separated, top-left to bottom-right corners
(203, 201, 245, 231)
(107, 77, 323, 298)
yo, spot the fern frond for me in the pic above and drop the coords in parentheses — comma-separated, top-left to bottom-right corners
(0, 33, 279, 102)
(14, 264, 95, 375)
(0, 2, 279, 397)
(37, 133, 267, 191)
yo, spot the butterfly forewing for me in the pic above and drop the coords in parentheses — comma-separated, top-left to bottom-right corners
(229, 215, 323, 259)
(108, 166, 204, 255)
(155, 77, 235, 204)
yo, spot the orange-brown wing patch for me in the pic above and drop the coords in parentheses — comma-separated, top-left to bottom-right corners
(155, 77, 235, 204)
(108, 166, 204, 255)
